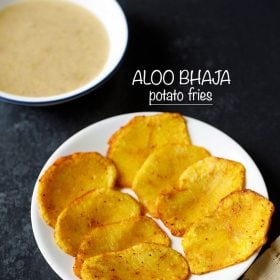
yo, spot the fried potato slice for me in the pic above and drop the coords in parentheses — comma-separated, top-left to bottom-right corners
(54, 189, 141, 256)
(107, 113, 191, 188)
(81, 243, 189, 280)
(38, 152, 117, 227)
(133, 144, 210, 216)
(182, 190, 274, 274)
(157, 157, 245, 236)
(74, 216, 170, 277)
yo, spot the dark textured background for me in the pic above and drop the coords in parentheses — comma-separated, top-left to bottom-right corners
(0, 0, 279, 279)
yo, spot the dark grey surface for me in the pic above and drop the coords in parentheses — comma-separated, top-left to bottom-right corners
(0, 0, 280, 279)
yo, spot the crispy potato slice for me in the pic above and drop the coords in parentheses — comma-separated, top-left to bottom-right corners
(54, 189, 141, 256)
(182, 190, 274, 274)
(107, 113, 191, 188)
(74, 216, 170, 277)
(157, 157, 245, 236)
(81, 243, 189, 280)
(38, 152, 117, 227)
(133, 144, 210, 216)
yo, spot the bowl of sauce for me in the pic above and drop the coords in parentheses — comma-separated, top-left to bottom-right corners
(0, 0, 128, 105)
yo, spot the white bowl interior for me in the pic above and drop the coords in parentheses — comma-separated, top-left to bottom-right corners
(0, 0, 128, 103)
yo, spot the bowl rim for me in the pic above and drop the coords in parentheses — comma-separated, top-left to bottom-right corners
(0, 0, 128, 106)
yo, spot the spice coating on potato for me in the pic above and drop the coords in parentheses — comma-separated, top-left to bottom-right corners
(81, 243, 189, 280)
(38, 152, 117, 227)
(182, 190, 274, 274)
(133, 144, 210, 216)
(107, 113, 191, 188)
(157, 157, 245, 236)
(54, 189, 141, 256)
(74, 216, 170, 277)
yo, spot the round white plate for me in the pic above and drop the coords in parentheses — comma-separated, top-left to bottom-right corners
(31, 112, 268, 280)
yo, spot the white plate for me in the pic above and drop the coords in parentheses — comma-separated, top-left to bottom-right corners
(31, 112, 268, 280)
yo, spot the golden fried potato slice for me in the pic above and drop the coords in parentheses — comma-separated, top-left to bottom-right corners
(157, 157, 245, 236)
(54, 189, 141, 256)
(133, 144, 210, 216)
(107, 113, 191, 188)
(38, 152, 117, 227)
(182, 190, 274, 274)
(81, 243, 189, 280)
(74, 216, 170, 277)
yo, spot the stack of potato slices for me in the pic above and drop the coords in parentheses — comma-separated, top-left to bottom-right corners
(38, 113, 274, 279)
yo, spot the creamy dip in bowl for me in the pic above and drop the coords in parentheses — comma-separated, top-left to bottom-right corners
(0, 0, 128, 105)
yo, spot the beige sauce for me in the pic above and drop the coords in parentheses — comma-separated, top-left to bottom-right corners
(0, 0, 109, 97)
